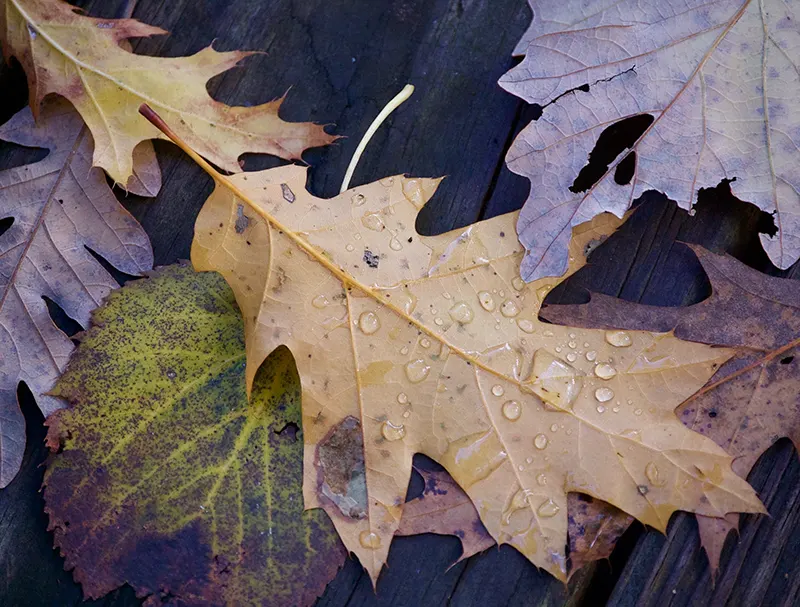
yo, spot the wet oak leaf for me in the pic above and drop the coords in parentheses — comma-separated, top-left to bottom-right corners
(542, 245, 800, 573)
(0, 0, 335, 186)
(180, 136, 763, 582)
(0, 98, 153, 487)
(501, 0, 800, 280)
(44, 263, 345, 606)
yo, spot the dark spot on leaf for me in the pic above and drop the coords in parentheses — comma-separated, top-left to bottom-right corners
(276, 421, 300, 441)
(363, 249, 379, 269)
(781, 356, 794, 364)
(281, 183, 295, 203)
(235, 204, 250, 234)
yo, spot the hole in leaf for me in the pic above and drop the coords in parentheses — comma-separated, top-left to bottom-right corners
(84, 246, 139, 287)
(781, 356, 794, 365)
(276, 421, 300, 441)
(570, 114, 654, 193)
(0, 216, 13, 237)
(614, 151, 636, 185)
(42, 296, 83, 338)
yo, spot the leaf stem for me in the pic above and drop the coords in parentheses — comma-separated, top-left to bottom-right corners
(339, 84, 415, 193)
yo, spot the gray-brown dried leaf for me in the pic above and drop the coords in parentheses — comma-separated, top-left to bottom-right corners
(0, 98, 155, 486)
(542, 245, 800, 572)
(502, 0, 799, 280)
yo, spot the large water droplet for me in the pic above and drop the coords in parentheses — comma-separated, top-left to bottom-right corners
(500, 300, 520, 318)
(312, 294, 330, 309)
(402, 178, 426, 208)
(645, 462, 666, 487)
(517, 319, 535, 333)
(585, 350, 597, 362)
(536, 473, 547, 486)
(594, 363, 617, 380)
(441, 430, 507, 488)
(449, 301, 474, 324)
(491, 384, 505, 397)
(381, 421, 406, 442)
(502, 400, 521, 421)
(537, 499, 560, 518)
(605, 330, 632, 347)
(478, 291, 496, 312)
(512, 277, 525, 291)
(405, 359, 431, 383)
(566, 352, 577, 362)
(397, 393, 409, 404)
(525, 350, 584, 411)
(420, 338, 431, 349)
(503, 488, 533, 524)
(345, 243, 355, 252)
(595, 387, 614, 402)
(352, 192, 367, 206)
(549, 423, 559, 432)
(534, 434, 548, 450)
(362, 211, 385, 231)
(619, 428, 641, 441)
(359, 530, 381, 549)
(358, 311, 381, 335)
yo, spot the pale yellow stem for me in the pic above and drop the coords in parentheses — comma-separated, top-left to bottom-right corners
(339, 84, 415, 193)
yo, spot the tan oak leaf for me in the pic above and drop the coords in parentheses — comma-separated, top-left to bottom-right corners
(1, 0, 335, 186)
(140, 106, 765, 583)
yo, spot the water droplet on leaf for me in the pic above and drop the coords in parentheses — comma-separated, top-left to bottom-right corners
(478, 291, 495, 311)
(605, 330, 632, 347)
(405, 359, 431, 383)
(449, 301, 474, 324)
(358, 311, 381, 335)
(502, 400, 521, 421)
(381, 421, 406, 441)
(595, 387, 614, 402)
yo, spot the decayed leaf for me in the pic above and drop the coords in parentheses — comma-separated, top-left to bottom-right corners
(542, 245, 799, 572)
(501, 0, 800, 280)
(396, 464, 494, 562)
(0, 98, 153, 487)
(44, 263, 345, 606)
(396, 465, 633, 577)
(171, 115, 764, 583)
(0, 0, 335, 186)
(567, 494, 633, 576)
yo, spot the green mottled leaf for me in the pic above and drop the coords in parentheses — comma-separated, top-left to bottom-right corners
(43, 263, 344, 606)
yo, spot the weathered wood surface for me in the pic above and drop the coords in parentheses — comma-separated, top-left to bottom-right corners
(0, 0, 798, 605)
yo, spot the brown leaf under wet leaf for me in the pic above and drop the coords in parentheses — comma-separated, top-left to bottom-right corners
(542, 245, 800, 572)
